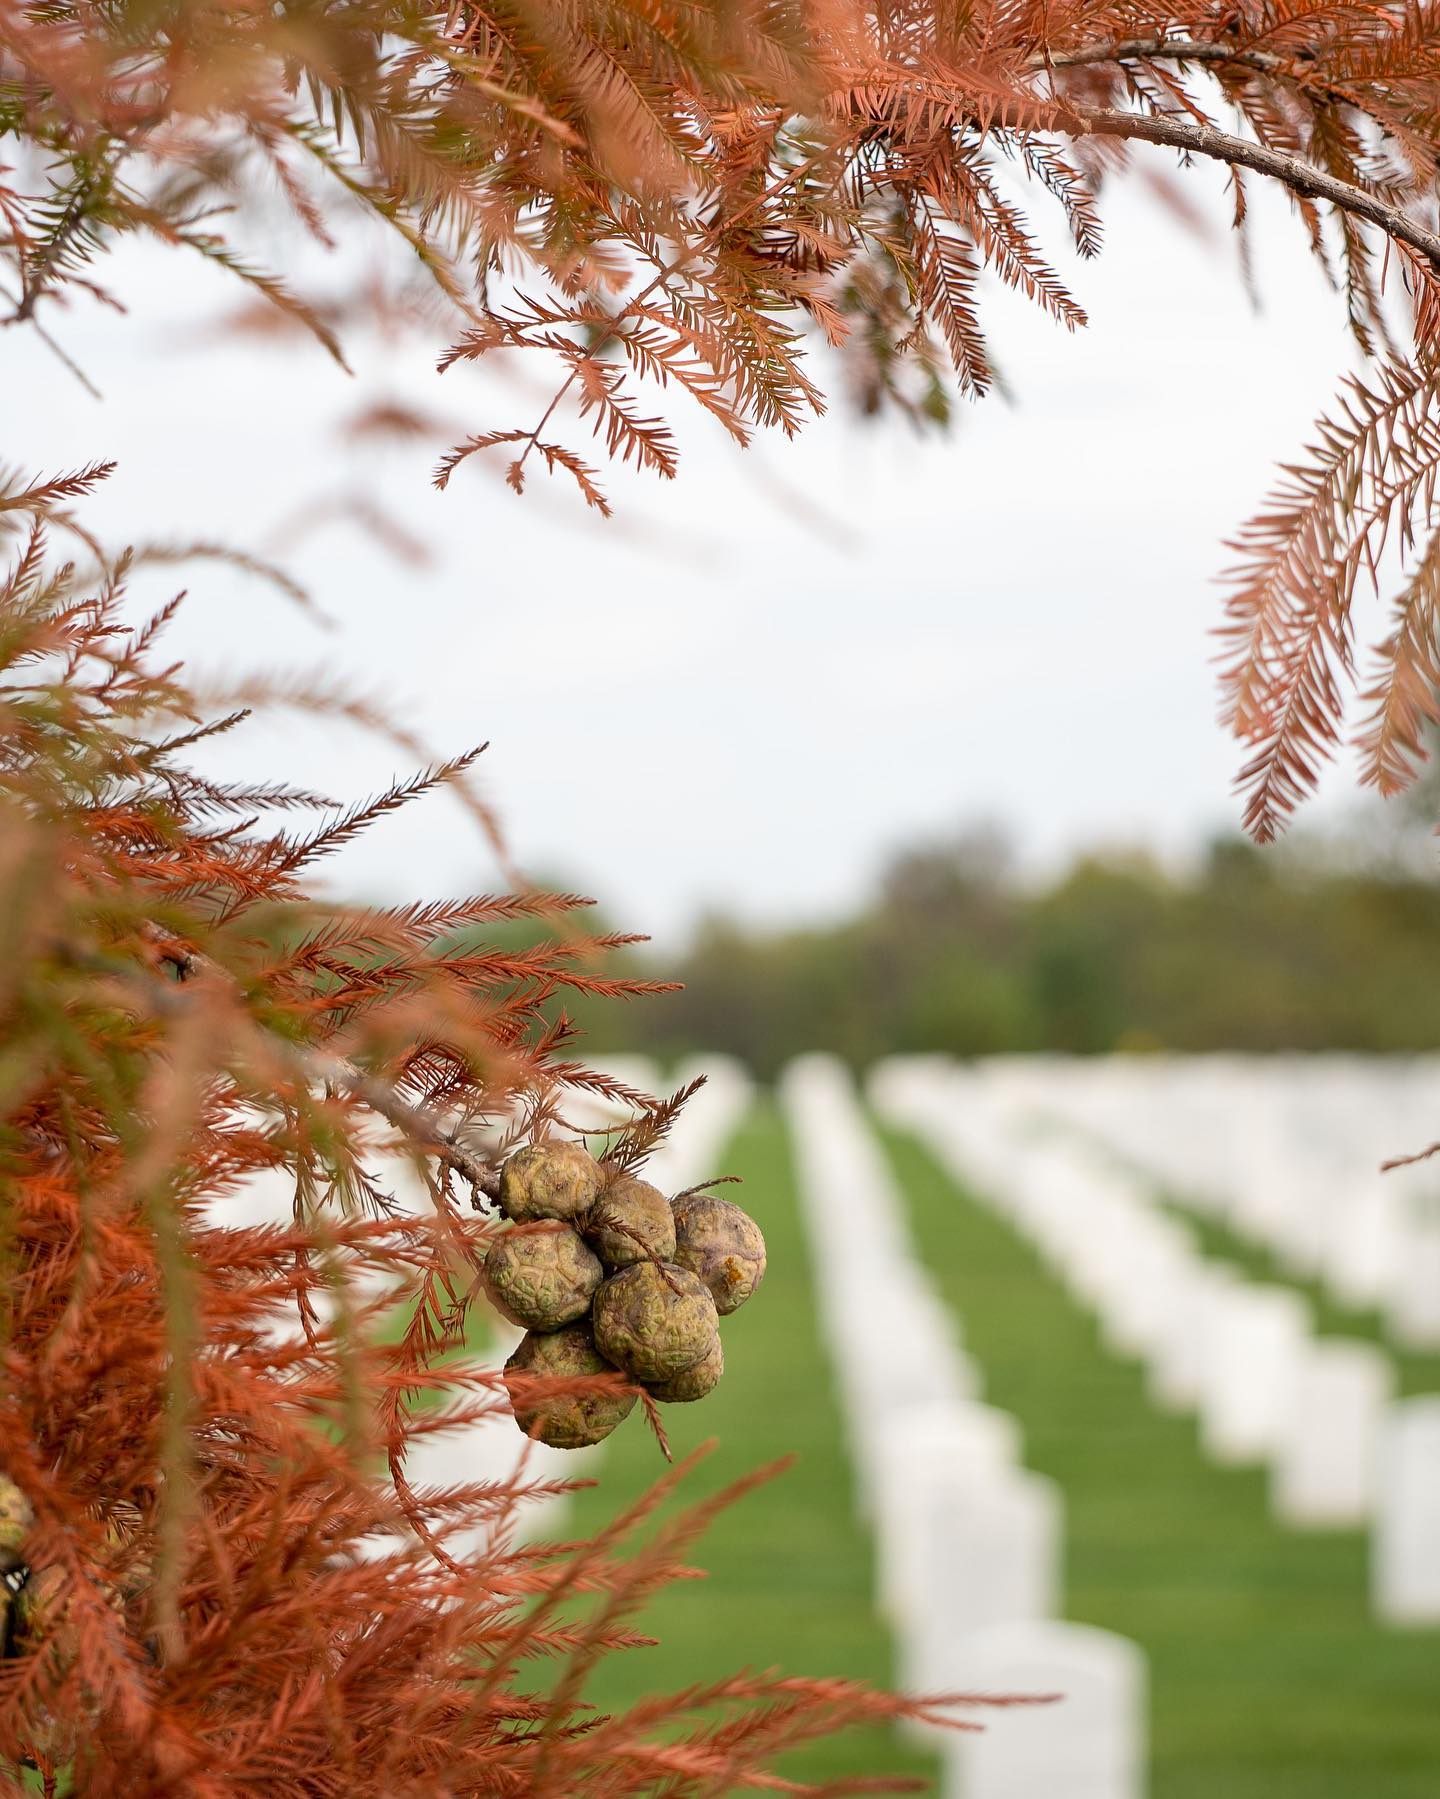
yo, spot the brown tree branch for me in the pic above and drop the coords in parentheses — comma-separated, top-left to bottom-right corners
(1380, 1138, 1440, 1172)
(1045, 36, 1289, 76)
(454, 143, 837, 491)
(1061, 103, 1440, 270)
(310, 1052, 503, 1202)
(137, 927, 505, 1203)
(1043, 37, 1378, 141)
(0, 279, 103, 398)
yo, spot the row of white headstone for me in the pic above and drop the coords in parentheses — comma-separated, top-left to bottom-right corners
(780, 1055, 1148, 1799)
(987, 1053, 1440, 1350)
(870, 1056, 1440, 1627)
(986, 1053, 1440, 1616)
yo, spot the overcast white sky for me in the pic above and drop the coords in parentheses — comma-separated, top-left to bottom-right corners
(5, 154, 1406, 945)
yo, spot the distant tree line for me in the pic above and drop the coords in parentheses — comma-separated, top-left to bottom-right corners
(574, 824, 1440, 1078)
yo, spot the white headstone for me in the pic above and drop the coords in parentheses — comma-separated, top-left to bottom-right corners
(1386, 1218, 1440, 1352)
(1271, 1340, 1393, 1528)
(1094, 1227, 1194, 1362)
(875, 1403, 1024, 1624)
(1323, 1180, 1404, 1310)
(1229, 1131, 1306, 1258)
(899, 1468, 1063, 1703)
(1148, 1262, 1239, 1413)
(939, 1621, 1146, 1799)
(1373, 1396, 1440, 1624)
(1197, 1285, 1309, 1465)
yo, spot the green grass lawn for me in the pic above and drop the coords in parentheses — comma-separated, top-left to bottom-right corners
(878, 1121, 1440, 1799)
(562, 1102, 938, 1792)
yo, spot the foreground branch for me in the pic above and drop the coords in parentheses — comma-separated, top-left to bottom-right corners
(1065, 104, 1440, 271)
(313, 1052, 504, 1202)
(138, 929, 506, 1202)
(1046, 36, 1290, 76)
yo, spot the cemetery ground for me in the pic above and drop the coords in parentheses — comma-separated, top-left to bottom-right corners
(547, 1092, 1440, 1797)
(883, 1124, 1440, 1799)
(563, 1104, 938, 1792)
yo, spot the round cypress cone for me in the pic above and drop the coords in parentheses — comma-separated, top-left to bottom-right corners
(646, 1334, 723, 1403)
(14, 1564, 66, 1649)
(0, 1477, 32, 1574)
(8, 1563, 81, 1760)
(585, 1174, 676, 1269)
(671, 1194, 767, 1315)
(498, 1141, 602, 1223)
(592, 1262, 718, 1383)
(504, 1322, 636, 1449)
(483, 1222, 603, 1331)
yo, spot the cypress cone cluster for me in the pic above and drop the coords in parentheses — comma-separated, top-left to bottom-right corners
(492, 1143, 766, 1448)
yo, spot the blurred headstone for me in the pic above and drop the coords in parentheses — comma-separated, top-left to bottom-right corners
(939, 1621, 1147, 1799)
(1323, 1178, 1405, 1310)
(644, 1055, 753, 1196)
(875, 1401, 1023, 1624)
(1148, 1262, 1239, 1414)
(1386, 1215, 1440, 1352)
(782, 1056, 976, 1521)
(1373, 1396, 1440, 1624)
(1271, 1339, 1392, 1528)
(899, 1468, 1063, 1705)
(1198, 1284, 1309, 1465)
(1096, 1221, 1196, 1362)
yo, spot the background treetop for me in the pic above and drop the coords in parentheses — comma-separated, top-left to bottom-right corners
(12, 0, 1440, 837)
(587, 819, 1440, 1076)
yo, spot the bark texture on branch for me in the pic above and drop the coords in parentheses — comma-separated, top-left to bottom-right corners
(313, 1054, 504, 1204)
(1063, 104, 1440, 271)
(1045, 36, 1289, 74)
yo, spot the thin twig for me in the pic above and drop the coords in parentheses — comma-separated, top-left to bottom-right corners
(491, 145, 838, 485)
(671, 1175, 743, 1204)
(0, 279, 104, 398)
(1380, 1139, 1440, 1172)
(638, 1389, 673, 1463)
